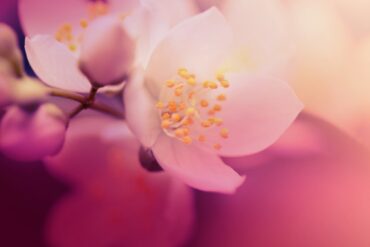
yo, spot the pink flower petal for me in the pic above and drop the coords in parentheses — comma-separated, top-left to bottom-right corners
(25, 35, 91, 92)
(145, 7, 233, 96)
(124, 70, 162, 148)
(152, 133, 245, 193)
(217, 72, 303, 157)
(19, 0, 87, 36)
(222, 0, 292, 72)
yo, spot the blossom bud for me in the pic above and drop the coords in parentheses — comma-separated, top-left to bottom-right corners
(79, 16, 135, 87)
(0, 23, 23, 77)
(11, 77, 48, 105)
(0, 74, 13, 108)
(0, 104, 67, 161)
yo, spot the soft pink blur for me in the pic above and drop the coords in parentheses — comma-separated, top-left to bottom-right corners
(189, 113, 370, 247)
(45, 117, 194, 247)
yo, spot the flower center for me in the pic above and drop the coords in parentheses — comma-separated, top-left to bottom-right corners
(156, 68, 230, 150)
(54, 1, 127, 52)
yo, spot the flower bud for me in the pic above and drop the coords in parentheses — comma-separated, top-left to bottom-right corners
(79, 16, 135, 87)
(0, 104, 67, 161)
(0, 23, 23, 77)
(11, 77, 48, 105)
(0, 23, 18, 58)
(0, 74, 13, 108)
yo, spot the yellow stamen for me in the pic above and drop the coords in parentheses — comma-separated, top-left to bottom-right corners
(201, 120, 212, 128)
(182, 136, 193, 144)
(156, 101, 164, 109)
(200, 99, 209, 108)
(213, 104, 222, 112)
(198, 135, 206, 142)
(186, 107, 196, 116)
(209, 81, 218, 89)
(171, 113, 181, 122)
(166, 80, 175, 88)
(161, 120, 171, 129)
(213, 143, 222, 150)
(217, 94, 226, 101)
(220, 128, 229, 139)
(80, 19, 88, 28)
(220, 80, 230, 88)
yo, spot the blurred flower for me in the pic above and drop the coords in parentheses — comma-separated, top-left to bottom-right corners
(20, 0, 196, 92)
(0, 103, 67, 161)
(79, 16, 135, 87)
(188, 114, 370, 247)
(124, 8, 302, 193)
(282, 0, 370, 147)
(45, 117, 194, 247)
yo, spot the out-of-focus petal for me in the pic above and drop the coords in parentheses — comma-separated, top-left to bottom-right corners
(217, 73, 303, 157)
(19, 0, 87, 36)
(152, 133, 245, 193)
(25, 35, 91, 92)
(0, 104, 67, 161)
(124, 70, 162, 148)
(222, 0, 292, 73)
(45, 117, 194, 247)
(145, 7, 233, 96)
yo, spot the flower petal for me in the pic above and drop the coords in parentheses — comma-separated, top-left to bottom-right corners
(25, 35, 91, 92)
(124, 69, 162, 148)
(222, 0, 292, 73)
(217, 72, 303, 157)
(19, 0, 87, 36)
(145, 7, 233, 96)
(152, 133, 245, 193)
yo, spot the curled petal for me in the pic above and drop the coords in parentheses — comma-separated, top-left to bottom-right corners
(25, 35, 91, 92)
(152, 134, 245, 193)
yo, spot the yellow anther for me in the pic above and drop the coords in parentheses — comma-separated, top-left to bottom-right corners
(66, 33, 73, 41)
(182, 136, 193, 144)
(220, 128, 229, 139)
(174, 87, 183, 97)
(203, 81, 209, 88)
(175, 128, 185, 138)
(69, 44, 77, 52)
(182, 128, 190, 136)
(171, 113, 181, 122)
(198, 135, 206, 143)
(214, 118, 223, 126)
(200, 99, 209, 108)
(168, 101, 177, 112)
(156, 101, 164, 109)
(62, 24, 72, 33)
(166, 80, 175, 88)
(161, 112, 170, 120)
(186, 107, 196, 116)
(178, 68, 189, 79)
(213, 143, 222, 150)
(216, 73, 225, 81)
(201, 120, 212, 128)
(161, 120, 171, 129)
(220, 80, 230, 88)
(217, 94, 226, 101)
(213, 104, 222, 112)
(209, 81, 218, 89)
(80, 19, 88, 28)
(55, 32, 63, 42)
(187, 77, 196, 86)
(184, 117, 193, 126)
